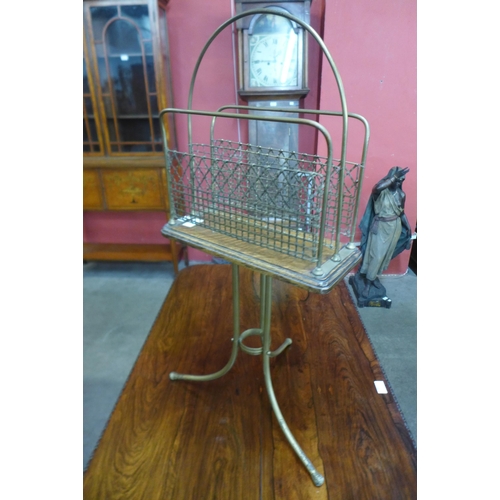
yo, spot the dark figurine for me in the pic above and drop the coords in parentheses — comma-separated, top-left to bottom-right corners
(349, 166, 412, 308)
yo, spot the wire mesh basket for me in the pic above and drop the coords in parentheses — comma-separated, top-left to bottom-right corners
(166, 137, 363, 262)
(160, 9, 369, 292)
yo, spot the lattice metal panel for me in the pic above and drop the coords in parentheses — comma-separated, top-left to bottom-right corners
(166, 139, 362, 262)
(323, 159, 362, 250)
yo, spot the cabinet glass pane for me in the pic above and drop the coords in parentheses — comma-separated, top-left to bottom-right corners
(121, 5, 151, 39)
(118, 119, 154, 153)
(83, 119, 99, 143)
(144, 41, 153, 56)
(146, 56, 156, 93)
(89, 4, 159, 154)
(107, 120, 117, 142)
(90, 6, 118, 40)
(83, 58, 90, 94)
(106, 19, 141, 56)
(84, 97, 94, 117)
(107, 56, 149, 115)
(83, 56, 101, 153)
(150, 95, 158, 117)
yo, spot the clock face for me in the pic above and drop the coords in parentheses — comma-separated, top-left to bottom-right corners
(249, 31, 299, 88)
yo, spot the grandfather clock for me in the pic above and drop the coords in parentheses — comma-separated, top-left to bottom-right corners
(235, 0, 311, 152)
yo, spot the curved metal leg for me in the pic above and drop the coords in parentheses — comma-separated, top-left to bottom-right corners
(169, 267, 323, 487)
(169, 263, 241, 381)
(261, 275, 324, 487)
(258, 273, 293, 358)
(268, 338, 293, 357)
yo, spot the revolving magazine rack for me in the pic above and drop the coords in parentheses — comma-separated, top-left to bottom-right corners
(159, 9, 370, 487)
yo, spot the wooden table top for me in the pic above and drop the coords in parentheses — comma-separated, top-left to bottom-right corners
(84, 264, 416, 499)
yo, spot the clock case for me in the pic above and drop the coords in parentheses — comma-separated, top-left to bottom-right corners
(235, 0, 310, 99)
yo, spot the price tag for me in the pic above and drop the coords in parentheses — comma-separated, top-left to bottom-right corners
(374, 381, 388, 394)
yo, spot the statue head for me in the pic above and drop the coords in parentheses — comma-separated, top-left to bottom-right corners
(386, 166, 408, 188)
(388, 166, 406, 178)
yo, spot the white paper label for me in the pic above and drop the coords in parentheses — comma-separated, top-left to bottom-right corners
(374, 381, 388, 394)
(181, 217, 203, 227)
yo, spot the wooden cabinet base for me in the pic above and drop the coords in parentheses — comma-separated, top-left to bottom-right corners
(83, 243, 185, 273)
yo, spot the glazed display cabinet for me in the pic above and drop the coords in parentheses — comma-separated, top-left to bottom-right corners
(83, 0, 183, 269)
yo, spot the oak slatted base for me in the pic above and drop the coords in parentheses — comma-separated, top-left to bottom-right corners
(162, 222, 361, 293)
(83, 264, 416, 499)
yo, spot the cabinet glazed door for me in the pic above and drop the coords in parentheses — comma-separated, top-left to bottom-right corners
(84, 1, 163, 154)
(83, 34, 105, 155)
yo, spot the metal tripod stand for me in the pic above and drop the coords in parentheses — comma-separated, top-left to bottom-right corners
(169, 263, 324, 487)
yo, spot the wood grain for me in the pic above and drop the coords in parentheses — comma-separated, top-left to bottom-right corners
(83, 169, 104, 210)
(83, 243, 183, 273)
(100, 169, 165, 211)
(162, 222, 361, 294)
(83, 264, 416, 499)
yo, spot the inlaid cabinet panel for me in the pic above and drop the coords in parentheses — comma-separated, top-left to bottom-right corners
(83, 170, 104, 210)
(101, 168, 165, 210)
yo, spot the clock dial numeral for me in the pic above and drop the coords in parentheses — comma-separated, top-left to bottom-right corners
(249, 33, 299, 88)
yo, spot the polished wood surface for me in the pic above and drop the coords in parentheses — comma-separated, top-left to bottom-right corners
(100, 169, 166, 210)
(83, 167, 169, 212)
(83, 170, 104, 210)
(83, 243, 184, 272)
(83, 264, 416, 499)
(83, 156, 167, 169)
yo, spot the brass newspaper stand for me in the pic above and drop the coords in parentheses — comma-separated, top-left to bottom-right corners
(160, 9, 369, 487)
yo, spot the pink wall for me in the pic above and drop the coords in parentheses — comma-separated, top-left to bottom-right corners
(83, 212, 169, 244)
(162, 0, 239, 261)
(85, 0, 417, 274)
(318, 0, 417, 274)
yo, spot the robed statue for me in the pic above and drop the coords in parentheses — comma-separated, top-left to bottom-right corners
(349, 166, 412, 308)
